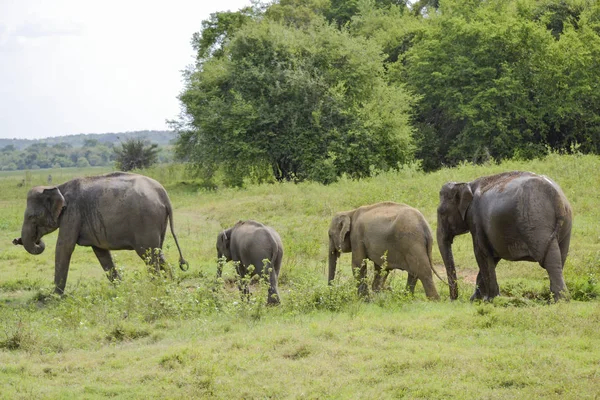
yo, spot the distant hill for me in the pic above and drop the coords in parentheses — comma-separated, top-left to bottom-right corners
(0, 130, 177, 171)
(0, 130, 177, 150)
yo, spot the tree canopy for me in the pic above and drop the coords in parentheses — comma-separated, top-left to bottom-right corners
(177, 4, 414, 185)
(174, 0, 600, 184)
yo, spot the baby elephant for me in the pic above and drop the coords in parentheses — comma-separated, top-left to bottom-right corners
(216, 220, 283, 305)
(328, 201, 443, 299)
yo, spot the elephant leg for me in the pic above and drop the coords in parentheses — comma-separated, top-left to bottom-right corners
(354, 261, 368, 297)
(235, 264, 250, 302)
(417, 273, 440, 300)
(352, 250, 369, 297)
(407, 251, 439, 300)
(54, 232, 78, 295)
(236, 276, 250, 301)
(357, 263, 368, 297)
(381, 269, 391, 290)
(136, 247, 172, 278)
(92, 246, 121, 281)
(266, 264, 281, 305)
(406, 273, 418, 295)
(559, 234, 571, 268)
(135, 247, 157, 270)
(157, 251, 174, 279)
(372, 264, 388, 292)
(470, 271, 485, 301)
(473, 245, 500, 301)
(542, 239, 568, 301)
(471, 257, 500, 300)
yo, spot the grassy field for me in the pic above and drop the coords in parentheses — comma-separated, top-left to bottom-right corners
(0, 155, 599, 399)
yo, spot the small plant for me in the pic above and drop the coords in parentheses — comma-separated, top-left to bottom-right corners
(569, 274, 599, 301)
(106, 322, 151, 343)
(159, 352, 186, 370)
(0, 318, 34, 351)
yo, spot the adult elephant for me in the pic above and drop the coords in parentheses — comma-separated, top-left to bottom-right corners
(328, 201, 443, 299)
(216, 220, 283, 305)
(437, 171, 572, 302)
(13, 172, 188, 294)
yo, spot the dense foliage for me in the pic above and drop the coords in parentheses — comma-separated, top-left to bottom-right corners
(175, 0, 600, 182)
(114, 139, 160, 172)
(403, 0, 600, 170)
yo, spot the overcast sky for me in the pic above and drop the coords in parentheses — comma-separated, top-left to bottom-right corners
(0, 0, 252, 139)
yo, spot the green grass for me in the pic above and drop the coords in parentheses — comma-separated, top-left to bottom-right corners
(0, 155, 599, 398)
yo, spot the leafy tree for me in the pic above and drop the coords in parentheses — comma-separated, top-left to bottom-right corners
(398, 0, 600, 170)
(349, 0, 421, 65)
(534, 1, 600, 154)
(87, 154, 103, 166)
(83, 139, 99, 147)
(325, 0, 409, 27)
(402, 0, 554, 169)
(114, 139, 159, 171)
(176, 15, 415, 185)
(190, 6, 256, 63)
(76, 157, 90, 168)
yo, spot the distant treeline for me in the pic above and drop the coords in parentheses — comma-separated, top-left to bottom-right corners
(0, 131, 175, 171)
(0, 130, 176, 151)
(174, 0, 600, 186)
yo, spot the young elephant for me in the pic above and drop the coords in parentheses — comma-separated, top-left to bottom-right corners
(437, 171, 572, 301)
(328, 201, 443, 299)
(13, 172, 188, 294)
(216, 220, 283, 305)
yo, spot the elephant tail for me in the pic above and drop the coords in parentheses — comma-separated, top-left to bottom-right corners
(423, 220, 448, 286)
(167, 203, 189, 271)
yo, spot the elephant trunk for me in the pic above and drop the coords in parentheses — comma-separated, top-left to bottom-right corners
(328, 240, 339, 284)
(437, 228, 458, 300)
(216, 251, 224, 279)
(20, 224, 45, 255)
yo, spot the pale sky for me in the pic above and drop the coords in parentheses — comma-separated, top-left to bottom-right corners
(0, 0, 253, 139)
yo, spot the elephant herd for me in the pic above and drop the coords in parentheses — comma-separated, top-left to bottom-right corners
(12, 170, 573, 304)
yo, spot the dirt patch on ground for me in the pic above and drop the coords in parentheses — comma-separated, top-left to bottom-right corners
(431, 263, 478, 284)
(460, 270, 478, 285)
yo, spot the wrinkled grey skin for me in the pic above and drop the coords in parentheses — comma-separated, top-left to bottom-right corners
(328, 202, 442, 300)
(13, 172, 188, 294)
(216, 220, 283, 305)
(437, 171, 572, 302)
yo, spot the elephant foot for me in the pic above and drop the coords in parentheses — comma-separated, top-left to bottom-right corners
(267, 298, 281, 306)
(550, 289, 570, 303)
(470, 288, 484, 302)
(267, 290, 281, 305)
(357, 284, 369, 298)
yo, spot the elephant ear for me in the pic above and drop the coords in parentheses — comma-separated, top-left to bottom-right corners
(458, 184, 473, 221)
(42, 187, 66, 225)
(338, 214, 351, 251)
